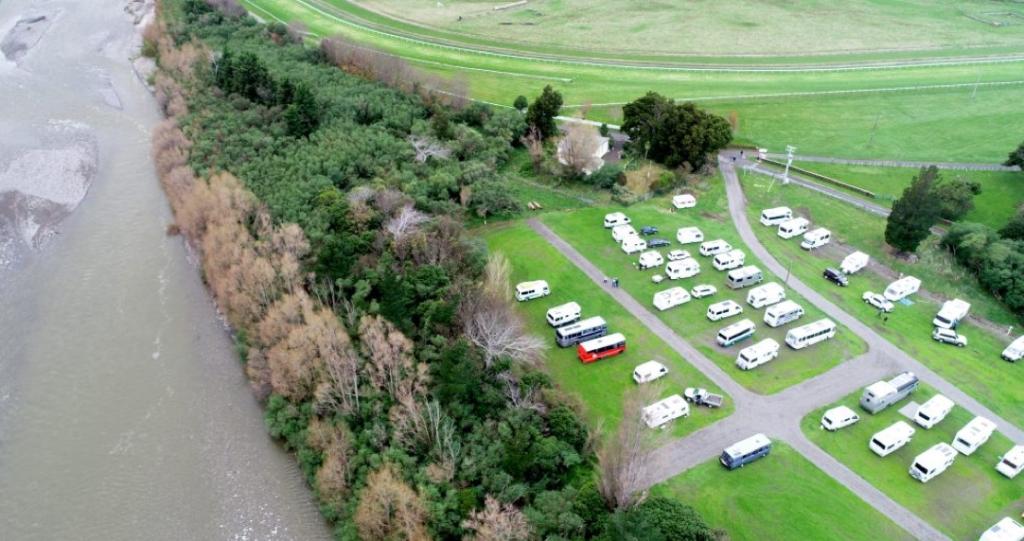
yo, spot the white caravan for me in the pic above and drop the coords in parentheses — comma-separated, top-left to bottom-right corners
(914, 394, 955, 429)
(712, 249, 746, 271)
(747, 282, 786, 309)
(860, 372, 919, 414)
(652, 287, 691, 311)
(800, 227, 832, 250)
(759, 206, 793, 226)
(676, 226, 704, 245)
(777, 217, 810, 239)
(820, 405, 860, 431)
(785, 318, 836, 350)
(515, 280, 550, 301)
(642, 394, 689, 428)
(632, 360, 669, 384)
(763, 300, 805, 328)
(840, 251, 869, 275)
(996, 445, 1024, 479)
(952, 416, 996, 455)
(883, 276, 921, 302)
(699, 239, 732, 257)
(735, 338, 780, 370)
(979, 517, 1024, 541)
(665, 258, 700, 280)
(638, 250, 665, 270)
(717, 319, 757, 347)
(621, 237, 648, 254)
(603, 212, 630, 228)
(933, 298, 970, 329)
(672, 194, 697, 209)
(726, 265, 764, 289)
(545, 301, 581, 327)
(1002, 335, 1024, 362)
(869, 421, 916, 457)
(611, 224, 638, 243)
(909, 442, 957, 483)
(707, 299, 744, 322)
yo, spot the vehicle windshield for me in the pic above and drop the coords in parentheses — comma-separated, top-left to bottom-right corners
(914, 463, 929, 474)
(936, 316, 951, 324)
(956, 437, 970, 446)
(871, 438, 884, 448)
(1002, 458, 1020, 469)
(919, 412, 931, 421)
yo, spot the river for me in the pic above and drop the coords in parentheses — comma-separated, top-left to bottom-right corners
(0, 1, 331, 539)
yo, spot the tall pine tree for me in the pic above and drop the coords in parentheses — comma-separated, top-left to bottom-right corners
(885, 166, 943, 253)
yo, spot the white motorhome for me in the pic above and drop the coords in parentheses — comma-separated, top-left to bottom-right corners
(979, 517, 1024, 541)
(672, 194, 697, 209)
(707, 300, 744, 322)
(883, 276, 921, 302)
(699, 239, 732, 257)
(909, 442, 957, 483)
(515, 280, 550, 301)
(611, 224, 638, 243)
(545, 301, 581, 327)
(840, 251, 869, 275)
(747, 282, 786, 309)
(996, 445, 1024, 479)
(632, 360, 668, 384)
(759, 206, 793, 226)
(621, 237, 648, 254)
(785, 318, 836, 349)
(652, 287, 691, 311)
(1003, 335, 1024, 362)
(665, 258, 700, 280)
(800, 227, 832, 250)
(869, 421, 916, 457)
(712, 249, 746, 271)
(933, 298, 970, 329)
(735, 338, 780, 370)
(726, 265, 763, 289)
(676, 226, 704, 245)
(777, 217, 810, 239)
(642, 394, 689, 428)
(763, 300, 805, 327)
(717, 318, 756, 347)
(603, 212, 630, 228)
(952, 416, 996, 455)
(820, 405, 860, 431)
(859, 371, 919, 414)
(637, 250, 664, 270)
(913, 394, 955, 429)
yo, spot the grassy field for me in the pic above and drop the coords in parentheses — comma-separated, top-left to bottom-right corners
(803, 385, 1024, 540)
(539, 181, 867, 394)
(653, 440, 916, 541)
(481, 222, 733, 436)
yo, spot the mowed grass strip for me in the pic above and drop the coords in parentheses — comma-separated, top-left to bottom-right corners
(802, 384, 1024, 540)
(481, 222, 732, 436)
(653, 441, 915, 541)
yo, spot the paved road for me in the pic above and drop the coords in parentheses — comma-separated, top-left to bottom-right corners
(764, 153, 1020, 172)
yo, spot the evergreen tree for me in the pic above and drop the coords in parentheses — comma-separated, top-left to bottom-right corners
(284, 82, 319, 137)
(1000, 211, 1024, 240)
(932, 177, 981, 221)
(525, 85, 563, 139)
(1004, 140, 1024, 168)
(885, 166, 943, 252)
(621, 91, 732, 170)
(513, 95, 528, 112)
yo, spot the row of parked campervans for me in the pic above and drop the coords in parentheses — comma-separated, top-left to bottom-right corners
(760, 206, 832, 250)
(544, 301, 630, 365)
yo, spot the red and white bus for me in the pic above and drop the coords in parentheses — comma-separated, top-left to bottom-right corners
(577, 333, 626, 363)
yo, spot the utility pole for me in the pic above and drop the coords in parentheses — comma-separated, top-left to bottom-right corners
(783, 145, 796, 185)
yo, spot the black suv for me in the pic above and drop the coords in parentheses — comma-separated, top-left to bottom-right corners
(648, 238, 671, 248)
(823, 267, 848, 287)
(640, 226, 659, 235)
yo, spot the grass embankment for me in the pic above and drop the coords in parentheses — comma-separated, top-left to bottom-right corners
(740, 174, 1024, 427)
(540, 180, 867, 394)
(482, 223, 732, 436)
(803, 385, 1024, 540)
(653, 441, 916, 541)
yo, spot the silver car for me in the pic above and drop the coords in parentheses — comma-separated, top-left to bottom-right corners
(862, 291, 894, 313)
(932, 327, 967, 347)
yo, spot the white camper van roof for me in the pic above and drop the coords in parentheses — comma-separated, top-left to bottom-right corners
(780, 217, 809, 228)
(723, 433, 771, 459)
(546, 301, 580, 318)
(979, 517, 1024, 541)
(516, 280, 547, 293)
(634, 360, 667, 378)
(918, 394, 954, 416)
(750, 282, 784, 298)
(913, 442, 957, 469)
(762, 206, 791, 216)
(954, 416, 996, 444)
(805, 227, 830, 239)
(766, 300, 801, 316)
(739, 338, 779, 359)
(842, 251, 868, 265)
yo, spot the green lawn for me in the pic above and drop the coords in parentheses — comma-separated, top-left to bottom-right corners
(803, 385, 1024, 540)
(540, 181, 867, 394)
(653, 441, 916, 541)
(481, 222, 732, 436)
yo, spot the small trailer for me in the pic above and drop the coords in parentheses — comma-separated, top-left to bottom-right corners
(684, 387, 724, 408)
(840, 251, 869, 275)
(883, 276, 921, 302)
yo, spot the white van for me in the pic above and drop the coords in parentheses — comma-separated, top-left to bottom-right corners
(611, 224, 638, 243)
(933, 298, 970, 329)
(672, 194, 697, 209)
(760, 206, 793, 226)
(979, 517, 1024, 541)
(707, 299, 743, 322)
(676, 226, 704, 245)
(840, 251, 869, 275)
(996, 445, 1024, 479)
(545, 301, 581, 327)
(777, 217, 810, 239)
(638, 250, 664, 270)
(632, 360, 668, 384)
(515, 280, 550, 301)
(952, 416, 996, 455)
(746, 282, 785, 309)
(800, 227, 832, 250)
(883, 276, 921, 302)
(712, 249, 746, 271)
(1002, 335, 1024, 362)
(735, 338, 780, 370)
(652, 287, 691, 311)
(909, 442, 957, 483)
(621, 237, 647, 254)
(665, 258, 700, 280)
(763, 300, 805, 327)
(820, 405, 860, 431)
(642, 394, 689, 428)
(914, 394, 954, 429)
(717, 318, 756, 347)
(785, 318, 836, 349)
(869, 421, 916, 457)
(699, 239, 732, 257)
(726, 265, 763, 289)
(603, 212, 630, 228)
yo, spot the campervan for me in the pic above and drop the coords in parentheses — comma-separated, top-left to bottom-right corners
(665, 258, 700, 280)
(1003, 335, 1024, 362)
(632, 360, 668, 384)
(672, 194, 697, 209)
(621, 237, 647, 254)
(717, 318, 756, 347)
(707, 300, 743, 322)
(746, 282, 785, 309)
(996, 445, 1024, 479)
(577, 333, 626, 363)
(726, 266, 763, 289)
(840, 251, 869, 275)
(820, 405, 860, 431)
(699, 239, 732, 257)
(860, 371, 919, 414)
(909, 442, 957, 483)
(979, 517, 1024, 541)
(914, 394, 955, 429)
(611, 224, 638, 243)
(720, 433, 772, 470)
(933, 298, 970, 329)
(652, 287, 691, 311)
(952, 416, 996, 455)
(515, 280, 550, 301)
(637, 250, 664, 270)
(545, 302, 581, 327)
(603, 212, 630, 228)
(759, 206, 793, 226)
(676, 226, 704, 245)
(555, 316, 608, 347)
(642, 395, 689, 428)
(777, 217, 810, 239)
(763, 300, 805, 328)
(712, 249, 746, 271)
(785, 319, 836, 350)
(883, 276, 921, 302)
(800, 227, 832, 250)
(735, 338, 780, 370)
(869, 421, 916, 457)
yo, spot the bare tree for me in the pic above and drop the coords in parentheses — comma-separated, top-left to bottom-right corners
(482, 253, 511, 302)
(521, 125, 545, 174)
(462, 495, 532, 541)
(354, 463, 429, 541)
(496, 371, 546, 413)
(463, 294, 546, 368)
(597, 385, 660, 510)
(386, 204, 430, 241)
(409, 134, 451, 163)
(558, 121, 603, 175)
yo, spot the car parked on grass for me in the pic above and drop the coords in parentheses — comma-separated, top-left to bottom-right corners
(932, 327, 967, 347)
(862, 291, 894, 313)
(690, 284, 717, 298)
(667, 249, 691, 261)
(822, 267, 848, 287)
(821, 405, 860, 431)
(648, 238, 671, 248)
(640, 225, 658, 235)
